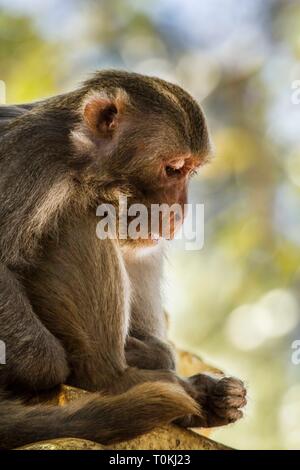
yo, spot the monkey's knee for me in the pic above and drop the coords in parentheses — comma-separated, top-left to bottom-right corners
(5, 334, 69, 391)
(125, 336, 176, 371)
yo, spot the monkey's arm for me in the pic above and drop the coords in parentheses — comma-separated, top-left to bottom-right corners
(0, 263, 69, 390)
(124, 245, 176, 371)
(125, 245, 167, 338)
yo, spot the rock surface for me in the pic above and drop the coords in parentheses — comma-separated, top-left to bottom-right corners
(18, 428, 229, 451)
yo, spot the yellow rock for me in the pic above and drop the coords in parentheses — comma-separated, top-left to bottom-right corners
(18, 438, 105, 451)
(177, 350, 221, 377)
(109, 425, 229, 451)
(18, 428, 229, 451)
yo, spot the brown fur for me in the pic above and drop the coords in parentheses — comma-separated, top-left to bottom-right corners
(0, 70, 246, 449)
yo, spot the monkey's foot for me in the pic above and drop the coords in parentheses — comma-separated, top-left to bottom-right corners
(176, 374, 247, 428)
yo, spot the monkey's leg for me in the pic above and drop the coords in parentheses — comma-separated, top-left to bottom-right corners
(0, 263, 69, 391)
(124, 338, 246, 426)
(124, 337, 246, 426)
(125, 332, 247, 426)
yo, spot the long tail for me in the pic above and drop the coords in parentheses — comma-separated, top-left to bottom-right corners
(0, 382, 200, 449)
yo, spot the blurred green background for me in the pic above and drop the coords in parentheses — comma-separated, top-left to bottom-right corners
(1, 0, 300, 450)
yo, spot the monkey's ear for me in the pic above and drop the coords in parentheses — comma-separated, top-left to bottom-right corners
(82, 90, 128, 137)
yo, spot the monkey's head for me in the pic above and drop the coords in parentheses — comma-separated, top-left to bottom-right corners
(71, 71, 212, 247)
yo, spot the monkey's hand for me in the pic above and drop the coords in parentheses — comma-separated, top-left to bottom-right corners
(175, 374, 247, 428)
(125, 336, 176, 371)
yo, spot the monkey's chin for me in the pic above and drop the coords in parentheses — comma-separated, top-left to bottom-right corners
(145, 238, 160, 246)
(120, 237, 163, 255)
(130, 238, 160, 247)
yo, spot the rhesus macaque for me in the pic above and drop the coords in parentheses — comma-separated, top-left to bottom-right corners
(0, 71, 246, 449)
